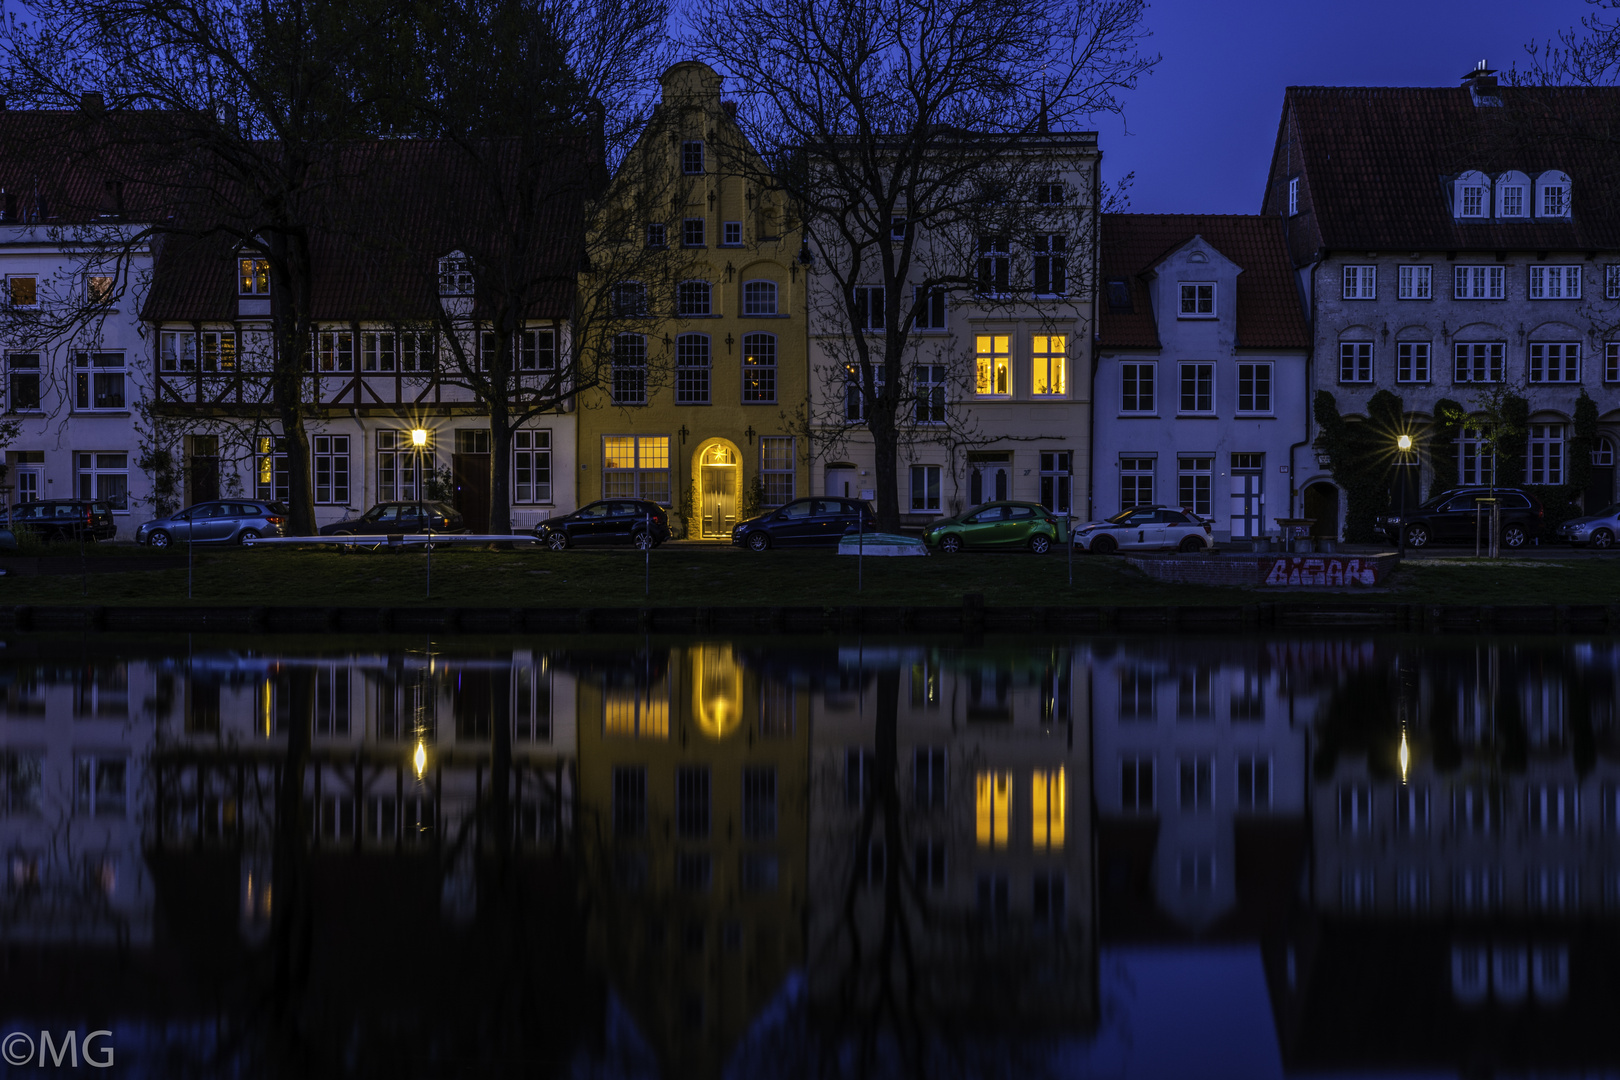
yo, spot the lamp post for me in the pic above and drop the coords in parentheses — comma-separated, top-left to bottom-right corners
(412, 428, 430, 599)
(1396, 434, 1413, 557)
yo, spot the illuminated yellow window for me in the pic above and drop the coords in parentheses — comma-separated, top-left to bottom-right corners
(1032, 767, 1066, 851)
(239, 257, 270, 295)
(975, 770, 1011, 849)
(603, 682, 669, 738)
(975, 335, 1010, 396)
(1032, 335, 1067, 396)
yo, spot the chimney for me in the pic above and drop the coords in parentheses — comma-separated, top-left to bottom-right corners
(1462, 60, 1501, 106)
(80, 91, 105, 115)
(722, 100, 738, 120)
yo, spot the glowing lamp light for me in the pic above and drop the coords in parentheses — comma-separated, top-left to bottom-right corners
(411, 428, 428, 448)
(1397, 434, 1413, 452)
(1398, 729, 1411, 784)
(413, 740, 427, 778)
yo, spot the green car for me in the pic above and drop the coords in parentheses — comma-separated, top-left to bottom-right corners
(922, 501, 1068, 554)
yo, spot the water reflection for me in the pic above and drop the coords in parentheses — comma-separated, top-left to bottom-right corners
(0, 633, 1617, 1077)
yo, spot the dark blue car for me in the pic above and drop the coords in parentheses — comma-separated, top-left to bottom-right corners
(731, 497, 877, 551)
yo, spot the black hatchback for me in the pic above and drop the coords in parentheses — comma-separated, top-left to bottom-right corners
(732, 496, 877, 551)
(6, 499, 118, 542)
(536, 499, 669, 550)
(319, 501, 467, 537)
(1376, 486, 1545, 549)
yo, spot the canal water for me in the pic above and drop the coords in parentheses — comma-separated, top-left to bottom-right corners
(0, 632, 1614, 1079)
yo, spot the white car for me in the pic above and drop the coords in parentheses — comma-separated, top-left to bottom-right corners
(1073, 506, 1212, 554)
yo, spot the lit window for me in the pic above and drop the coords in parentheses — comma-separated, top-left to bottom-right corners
(1120, 362, 1155, 413)
(1527, 424, 1565, 485)
(910, 463, 941, 512)
(1454, 265, 1504, 299)
(1342, 265, 1376, 299)
(743, 280, 777, 315)
(86, 274, 115, 305)
(741, 333, 776, 403)
(1237, 363, 1271, 413)
(975, 334, 1010, 396)
(239, 258, 270, 295)
(1529, 342, 1580, 383)
(1179, 362, 1213, 413)
(602, 435, 670, 503)
(1529, 265, 1582, 299)
(1031, 768, 1065, 851)
(8, 275, 37, 308)
(1179, 282, 1215, 316)
(201, 330, 236, 372)
(258, 436, 289, 502)
(1032, 335, 1066, 395)
(975, 770, 1011, 849)
(1396, 342, 1431, 383)
(1453, 342, 1504, 383)
(1339, 342, 1372, 383)
(1398, 264, 1431, 299)
(677, 280, 712, 316)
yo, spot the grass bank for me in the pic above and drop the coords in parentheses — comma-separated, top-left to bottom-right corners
(5, 545, 1620, 608)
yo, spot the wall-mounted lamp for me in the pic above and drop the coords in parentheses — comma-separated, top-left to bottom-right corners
(744, 425, 756, 444)
(678, 423, 690, 445)
(1380, 322, 1389, 342)
(723, 261, 735, 283)
(724, 332, 735, 353)
(707, 190, 716, 210)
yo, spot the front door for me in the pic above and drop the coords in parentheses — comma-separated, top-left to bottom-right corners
(1230, 457, 1264, 539)
(14, 465, 42, 508)
(825, 466, 857, 500)
(1588, 438, 1615, 511)
(699, 443, 739, 539)
(452, 453, 491, 532)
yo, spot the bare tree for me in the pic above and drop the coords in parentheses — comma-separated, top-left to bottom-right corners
(689, 0, 1155, 529)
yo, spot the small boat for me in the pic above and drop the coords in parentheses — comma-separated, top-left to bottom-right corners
(837, 531, 928, 556)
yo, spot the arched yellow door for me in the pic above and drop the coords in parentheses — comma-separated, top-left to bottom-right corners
(697, 442, 740, 539)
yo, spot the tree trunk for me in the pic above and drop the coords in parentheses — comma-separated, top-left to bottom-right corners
(268, 232, 318, 535)
(871, 411, 901, 532)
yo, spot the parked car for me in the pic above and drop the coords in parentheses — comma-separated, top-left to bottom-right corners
(138, 500, 289, 547)
(535, 499, 669, 550)
(1072, 506, 1212, 554)
(732, 496, 877, 551)
(6, 499, 118, 542)
(1554, 503, 1620, 548)
(1376, 487, 1544, 549)
(922, 501, 1068, 554)
(318, 501, 466, 538)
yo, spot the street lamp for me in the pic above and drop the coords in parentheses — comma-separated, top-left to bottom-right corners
(1396, 434, 1413, 557)
(412, 428, 431, 598)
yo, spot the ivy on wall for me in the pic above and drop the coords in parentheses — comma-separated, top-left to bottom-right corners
(1313, 389, 1407, 542)
(1429, 398, 1465, 497)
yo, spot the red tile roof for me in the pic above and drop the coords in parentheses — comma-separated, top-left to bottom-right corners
(1098, 214, 1309, 350)
(1279, 85, 1620, 251)
(0, 109, 188, 222)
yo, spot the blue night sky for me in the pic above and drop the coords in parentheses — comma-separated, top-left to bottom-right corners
(1103, 0, 1590, 214)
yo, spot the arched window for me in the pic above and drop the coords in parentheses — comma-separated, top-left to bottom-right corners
(438, 251, 473, 296)
(677, 279, 712, 317)
(612, 333, 647, 404)
(1453, 170, 1490, 218)
(1535, 171, 1572, 218)
(743, 280, 778, 316)
(742, 333, 776, 403)
(675, 333, 711, 404)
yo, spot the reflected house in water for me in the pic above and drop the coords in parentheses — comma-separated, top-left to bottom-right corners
(1277, 639, 1620, 1073)
(573, 640, 811, 1080)
(806, 643, 1095, 1054)
(1090, 638, 1340, 937)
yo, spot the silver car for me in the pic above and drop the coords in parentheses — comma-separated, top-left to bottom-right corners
(1554, 504, 1620, 548)
(136, 500, 289, 548)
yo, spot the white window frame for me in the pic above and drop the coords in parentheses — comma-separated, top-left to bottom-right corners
(73, 351, 126, 411)
(5, 352, 42, 411)
(602, 435, 671, 504)
(612, 334, 648, 404)
(909, 463, 942, 513)
(1338, 341, 1372, 383)
(1499, 184, 1526, 218)
(1396, 341, 1432, 384)
(1458, 429, 1496, 487)
(1287, 176, 1299, 216)
(1454, 342, 1505, 383)
(1178, 362, 1214, 415)
(1237, 362, 1272, 414)
(312, 434, 349, 505)
(975, 334, 1010, 397)
(741, 333, 777, 403)
(435, 253, 471, 296)
(674, 333, 711, 404)
(513, 429, 552, 504)
(1031, 334, 1066, 396)
(1527, 424, 1566, 485)
(1120, 362, 1156, 414)
(315, 330, 353, 373)
(855, 286, 885, 331)
(1529, 265, 1582, 300)
(1529, 342, 1580, 384)
(1033, 233, 1067, 296)
(1120, 456, 1155, 509)
(1607, 342, 1620, 383)
(239, 257, 271, 296)
(1454, 265, 1505, 300)
(1178, 455, 1213, 517)
(76, 452, 129, 511)
(1460, 185, 1485, 217)
(1179, 282, 1215, 318)
(1540, 181, 1570, 218)
(913, 286, 947, 331)
(742, 279, 778, 316)
(760, 437, 794, 506)
(645, 222, 666, 248)
(914, 363, 946, 423)
(1342, 265, 1376, 300)
(1398, 264, 1432, 299)
(375, 429, 430, 502)
(977, 235, 1010, 294)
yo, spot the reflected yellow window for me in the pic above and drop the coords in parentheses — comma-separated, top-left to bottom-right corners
(692, 644, 742, 739)
(1032, 335, 1067, 396)
(975, 335, 1010, 396)
(603, 682, 669, 739)
(975, 770, 1011, 849)
(1032, 767, 1066, 851)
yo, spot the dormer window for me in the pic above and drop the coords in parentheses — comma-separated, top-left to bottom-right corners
(438, 253, 474, 296)
(1537, 171, 1572, 218)
(238, 258, 269, 295)
(1105, 278, 1132, 313)
(1495, 171, 1530, 217)
(1453, 171, 1490, 218)
(1288, 177, 1299, 216)
(1179, 283, 1215, 318)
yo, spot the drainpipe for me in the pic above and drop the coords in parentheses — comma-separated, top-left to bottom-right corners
(1087, 144, 1102, 521)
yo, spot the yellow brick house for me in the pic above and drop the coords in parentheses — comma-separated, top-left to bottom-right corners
(577, 61, 809, 539)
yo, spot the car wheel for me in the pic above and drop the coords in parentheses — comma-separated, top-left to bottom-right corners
(238, 529, 260, 545)
(1177, 534, 1205, 553)
(1404, 524, 1430, 549)
(148, 530, 172, 549)
(1029, 534, 1051, 555)
(1502, 524, 1528, 549)
(939, 534, 963, 554)
(747, 531, 771, 552)
(546, 532, 568, 552)
(1590, 527, 1615, 549)
(1091, 534, 1118, 556)
(633, 530, 655, 551)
